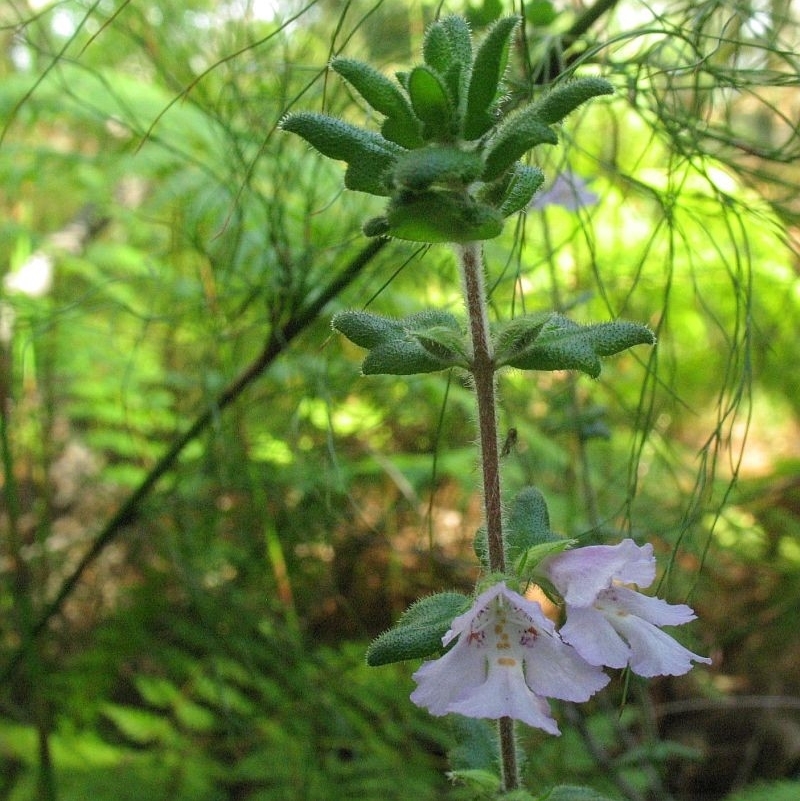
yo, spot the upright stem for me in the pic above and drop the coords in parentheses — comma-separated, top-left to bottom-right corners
(456, 241, 518, 791)
(457, 242, 504, 574)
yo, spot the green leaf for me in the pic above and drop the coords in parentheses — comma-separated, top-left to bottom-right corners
(330, 57, 423, 149)
(448, 717, 499, 771)
(529, 77, 614, 125)
(539, 785, 620, 801)
(506, 486, 559, 558)
(423, 19, 455, 75)
(447, 769, 502, 793)
(504, 487, 574, 583)
(334, 310, 467, 375)
(439, 15, 474, 68)
(392, 146, 483, 192)
(102, 704, 177, 746)
(502, 315, 655, 378)
(516, 540, 575, 583)
(503, 792, 538, 801)
(423, 15, 473, 106)
(387, 190, 504, 242)
(331, 310, 403, 349)
(463, 16, 520, 140)
(361, 341, 449, 374)
(494, 312, 552, 363)
(473, 525, 490, 569)
(404, 309, 463, 332)
(280, 111, 399, 163)
(482, 110, 559, 180)
(279, 111, 402, 195)
(499, 164, 546, 216)
(590, 321, 657, 356)
(382, 116, 422, 152)
(408, 66, 454, 140)
(411, 324, 469, 365)
(366, 591, 469, 666)
(344, 150, 398, 196)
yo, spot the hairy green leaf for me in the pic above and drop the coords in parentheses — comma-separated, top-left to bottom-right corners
(392, 146, 483, 191)
(447, 769, 503, 793)
(494, 312, 552, 361)
(334, 310, 466, 374)
(423, 19, 454, 75)
(482, 112, 559, 180)
(280, 111, 399, 162)
(529, 77, 614, 125)
(331, 310, 403, 349)
(280, 111, 401, 194)
(438, 15, 474, 68)
(412, 325, 469, 366)
(591, 320, 657, 356)
(448, 717, 499, 772)
(424, 15, 473, 106)
(330, 57, 423, 149)
(463, 16, 520, 140)
(506, 486, 559, 557)
(408, 66, 454, 140)
(504, 315, 655, 377)
(362, 341, 453, 374)
(475, 487, 572, 575)
(366, 592, 469, 666)
(540, 785, 620, 801)
(344, 150, 397, 196)
(499, 163, 546, 216)
(387, 190, 504, 242)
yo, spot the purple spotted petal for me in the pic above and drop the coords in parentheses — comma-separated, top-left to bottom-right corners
(410, 582, 608, 733)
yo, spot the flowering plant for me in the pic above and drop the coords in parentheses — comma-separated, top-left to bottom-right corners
(282, 12, 710, 798)
(408, 540, 710, 736)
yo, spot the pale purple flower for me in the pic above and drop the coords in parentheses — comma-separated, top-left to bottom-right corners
(529, 172, 599, 211)
(410, 582, 609, 734)
(543, 540, 712, 677)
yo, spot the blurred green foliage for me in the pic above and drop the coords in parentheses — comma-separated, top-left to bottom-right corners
(1, 1, 800, 800)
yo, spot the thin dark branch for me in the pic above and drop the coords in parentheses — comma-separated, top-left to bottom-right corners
(0, 236, 388, 684)
(526, 0, 621, 84)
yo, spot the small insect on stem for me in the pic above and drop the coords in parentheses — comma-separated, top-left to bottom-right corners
(500, 427, 518, 457)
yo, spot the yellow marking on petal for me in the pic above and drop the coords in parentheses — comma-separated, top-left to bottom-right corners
(497, 657, 517, 666)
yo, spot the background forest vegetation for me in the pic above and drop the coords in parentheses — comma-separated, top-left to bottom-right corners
(1, 1, 799, 799)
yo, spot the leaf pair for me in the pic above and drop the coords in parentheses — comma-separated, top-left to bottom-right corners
(333, 308, 655, 377)
(495, 313, 656, 378)
(278, 113, 403, 196)
(331, 309, 469, 375)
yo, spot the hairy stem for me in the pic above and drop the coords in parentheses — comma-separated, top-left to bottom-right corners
(498, 716, 519, 792)
(457, 242, 518, 790)
(457, 242, 505, 574)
